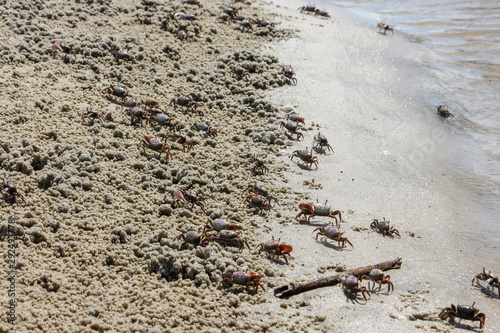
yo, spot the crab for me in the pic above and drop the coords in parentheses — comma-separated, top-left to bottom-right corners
(298, 4, 316, 14)
(172, 188, 205, 214)
(221, 271, 265, 293)
(438, 302, 486, 329)
(178, 230, 209, 249)
(141, 0, 158, 10)
(296, 199, 341, 225)
(218, 13, 232, 24)
(314, 9, 331, 19)
(280, 121, 304, 140)
(138, 135, 172, 162)
(244, 194, 279, 214)
(164, 134, 192, 152)
(312, 132, 334, 154)
(204, 218, 243, 233)
(111, 50, 136, 63)
(51, 43, 76, 61)
(174, 13, 196, 21)
(121, 96, 139, 108)
(126, 106, 149, 126)
(1, 180, 26, 204)
(257, 236, 293, 264)
(240, 19, 253, 32)
(472, 267, 499, 295)
(182, 0, 202, 8)
(177, 30, 193, 42)
(313, 226, 353, 249)
(192, 122, 217, 137)
(284, 112, 305, 125)
(255, 19, 275, 27)
(370, 218, 400, 238)
(342, 275, 370, 303)
(81, 108, 104, 125)
(179, 190, 205, 214)
(222, 5, 239, 19)
(290, 148, 318, 169)
(377, 22, 394, 35)
(437, 104, 454, 118)
(246, 155, 268, 174)
(170, 95, 197, 113)
(230, 65, 250, 80)
(103, 84, 129, 99)
(241, 183, 270, 198)
(149, 113, 175, 132)
(282, 65, 297, 85)
(208, 230, 250, 251)
(160, 16, 171, 29)
(361, 268, 393, 293)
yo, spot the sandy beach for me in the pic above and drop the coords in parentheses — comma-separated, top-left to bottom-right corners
(1, 0, 499, 332)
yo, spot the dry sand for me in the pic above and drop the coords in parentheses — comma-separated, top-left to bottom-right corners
(1, 0, 499, 332)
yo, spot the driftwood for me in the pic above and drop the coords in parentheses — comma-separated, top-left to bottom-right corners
(274, 257, 402, 298)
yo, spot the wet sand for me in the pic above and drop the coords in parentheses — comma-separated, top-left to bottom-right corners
(0, 0, 499, 332)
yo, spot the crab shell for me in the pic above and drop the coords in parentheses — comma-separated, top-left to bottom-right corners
(296, 149, 313, 161)
(313, 202, 331, 216)
(154, 113, 170, 125)
(232, 271, 260, 285)
(213, 219, 242, 232)
(262, 239, 279, 252)
(122, 96, 138, 107)
(219, 230, 239, 242)
(148, 137, 164, 150)
(324, 226, 341, 239)
(377, 220, 390, 232)
(284, 121, 299, 132)
(113, 86, 127, 97)
(185, 231, 201, 244)
(194, 122, 209, 131)
(344, 275, 359, 289)
(369, 268, 384, 281)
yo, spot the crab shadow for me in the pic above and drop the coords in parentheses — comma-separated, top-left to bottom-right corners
(314, 238, 353, 252)
(298, 219, 334, 228)
(140, 152, 170, 165)
(473, 284, 499, 299)
(312, 146, 331, 155)
(222, 287, 259, 296)
(293, 161, 318, 171)
(441, 320, 482, 332)
(343, 291, 369, 304)
(285, 133, 303, 141)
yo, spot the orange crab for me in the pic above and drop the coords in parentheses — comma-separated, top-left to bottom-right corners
(257, 236, 293, 264)
(221, 271, 265, 293)
(296, 199, 341, 225)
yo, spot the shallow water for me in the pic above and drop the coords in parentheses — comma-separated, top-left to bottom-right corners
(332, 0, 500, 189)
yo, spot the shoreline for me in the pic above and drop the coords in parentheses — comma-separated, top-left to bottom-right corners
(261, 0, 500, 331)
(0, 0, 499, 332)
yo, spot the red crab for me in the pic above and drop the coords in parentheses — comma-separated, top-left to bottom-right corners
(257, 236, 293, 264)
(296, 199, 341, 225)
(221, 271, 265, 293)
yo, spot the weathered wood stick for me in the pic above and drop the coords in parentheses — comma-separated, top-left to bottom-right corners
(274, 257, 402, 298)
